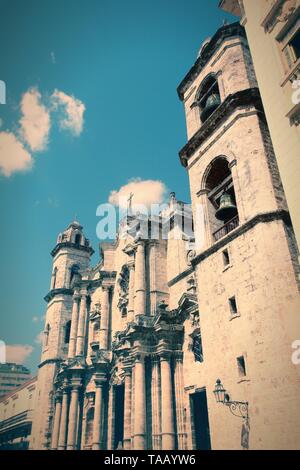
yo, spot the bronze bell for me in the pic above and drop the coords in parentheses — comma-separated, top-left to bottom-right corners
(215, 192, 237, 221)
(200, 93, 221, 122)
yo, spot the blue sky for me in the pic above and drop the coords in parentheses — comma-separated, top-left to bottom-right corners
(0, 0, 234, 373)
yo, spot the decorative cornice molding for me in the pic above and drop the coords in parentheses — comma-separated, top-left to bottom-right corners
(192, 210, 291, 267)
(44, 288, 73, 303)
(51, 241, 94, 258)
(179, 88, 263, 167)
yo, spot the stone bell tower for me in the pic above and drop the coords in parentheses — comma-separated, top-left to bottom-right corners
(177, 22, 300, 449)
(30, 220, 94, 450)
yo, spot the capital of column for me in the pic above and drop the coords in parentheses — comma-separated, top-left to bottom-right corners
(196, 188, 209, 197)
(80, 288, 88, 298)
(102, 282, 113, 292)
(54, 391, 63, 403)
(174, 351, 183, 363)
(70, 377, 82, 391)
(159, 350, 172, 362)
(94, 372, 106, 386)
(73, 291, 81, 301)
(134, 352, 145, 364)
(127, 260, 135, 270)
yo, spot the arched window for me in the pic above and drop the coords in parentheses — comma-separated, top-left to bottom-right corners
(52, 267, 58, 289)
(74, 233, 81, 245)
(69, 264, 80, 288)
(64, 320, 71, 344)
(85, 407, 94, 448)
(204, 157, 239, 242)
(45, 323, 50, 347)
(197, 74, 221, 123)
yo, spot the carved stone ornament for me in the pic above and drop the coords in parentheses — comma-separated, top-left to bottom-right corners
(110, 366, 125, 386)
(265, 0, 297, 33)
(117, 265, 129, 316)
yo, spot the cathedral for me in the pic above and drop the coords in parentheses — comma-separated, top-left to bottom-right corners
(30, 22, 300, 451)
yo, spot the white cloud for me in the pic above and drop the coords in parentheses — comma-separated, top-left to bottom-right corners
(51, 89, 85, 136)
(19, 87, 50, 152)
(109, 178, 168, 209)
(0, 131, 33, 177)
(35, 331, 44, 345)
(32, 316, 39, 323)
(6, 344, 33, 364)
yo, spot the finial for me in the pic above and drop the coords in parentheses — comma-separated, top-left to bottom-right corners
(127, 192, 134, 215)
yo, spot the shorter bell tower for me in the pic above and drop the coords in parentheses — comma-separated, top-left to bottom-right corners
(30, 220, 94, 450)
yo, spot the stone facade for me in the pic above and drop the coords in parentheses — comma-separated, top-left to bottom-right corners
(30, 22, 300, 450)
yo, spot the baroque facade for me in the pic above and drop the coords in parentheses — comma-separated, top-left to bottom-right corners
(30, 22, 300, 450)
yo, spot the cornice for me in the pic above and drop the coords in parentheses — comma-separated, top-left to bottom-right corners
(51, 241, 94, 258)
(192, 210, 291, 267)
(44, 288, 73, 303)
(179, 88, 263, 167)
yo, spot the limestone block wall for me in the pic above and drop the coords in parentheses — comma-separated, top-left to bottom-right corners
(183, 220, 300, 449)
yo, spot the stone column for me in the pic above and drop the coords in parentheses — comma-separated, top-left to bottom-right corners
(127, 262, 135, 322)
(133, 354, 146, 450)
(66, 379, 81, 450)
(68, 291, 80, 359)
(75, 290, 88, 356)
(174, 352, 186, 450)
(149, 241, 158, 316)
(57, 385, 69, 450)
(107, 386, 116, 450)
(123, 367, 132, 450)
(160, 353, 176, 450)
(51, 394, 62, 450)
(151, 356, 162, 449)
(134, 241, 146, 316)
(99, 285, 110, 350)
(92, 375, 105, 450)
(196, 189, 212, 251)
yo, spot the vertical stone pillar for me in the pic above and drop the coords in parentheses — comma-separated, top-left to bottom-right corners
(51, 394, 62, 450)
(99, 285, 110, 350)
(57, 385, 69, 450)
(229, 159, 245, 222)
(66, 380, 81, 450)
(127, 262, 135, 322)
(68, 290, 80, 358)
(131, 365, 135, 448)
(75, 290, 88, 356)
(133, 354, 146, 450)
(174, 352, 186, 450)
(134, 241, 146, 316)
(160, 353, 176, 450)
(107, 385, 116, 450)
(123, 367, 132, 450)
(92, 376, 105, 450)
(151, 356, 162, 449)
(149, 241, 158, 316)
(196, 189, 212, 251)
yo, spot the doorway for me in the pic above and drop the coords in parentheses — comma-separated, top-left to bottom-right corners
(191, 388, 211, 450)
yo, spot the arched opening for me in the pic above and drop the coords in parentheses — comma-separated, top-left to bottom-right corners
(197, 74, 221, 123)
(64, 320, 71, 344)
(69, 264, 80, 288)
(204, 157, 239, 242)
(85, 407, 94, 449)
(74, 233, 81, 245)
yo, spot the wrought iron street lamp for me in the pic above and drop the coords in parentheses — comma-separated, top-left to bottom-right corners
(213, 379, 250, 449)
